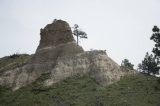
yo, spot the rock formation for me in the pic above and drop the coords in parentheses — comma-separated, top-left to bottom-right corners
(30, 20, 84, 64)
(0, 20, 136, 90)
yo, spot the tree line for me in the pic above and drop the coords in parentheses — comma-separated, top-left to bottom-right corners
(121, 26, 160, 75)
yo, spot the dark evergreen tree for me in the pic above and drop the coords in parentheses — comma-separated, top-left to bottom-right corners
(150, 26, 160, 74)
(150, 26, 160, 62)
(121, 59, 134, 70)
(138, 26, 160, 75)
(138, 52, 158, 75)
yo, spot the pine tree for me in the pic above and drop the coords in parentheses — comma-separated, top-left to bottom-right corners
(150, 26, 160, 74)
(138, 52, 158, 75)
(121, 59, 134, 70)
(150, 26, 160, 63)
(73, 24, 87, 45)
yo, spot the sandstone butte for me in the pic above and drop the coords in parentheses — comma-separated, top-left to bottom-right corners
(0, 20, 136, 90)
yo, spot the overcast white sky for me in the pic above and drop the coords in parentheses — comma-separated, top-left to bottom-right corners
(0, 0, 160, 68)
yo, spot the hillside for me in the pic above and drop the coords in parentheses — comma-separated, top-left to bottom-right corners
(0, 55, 159, 105)
(0, 20, 159, 106)
(0, 67, 160, 106)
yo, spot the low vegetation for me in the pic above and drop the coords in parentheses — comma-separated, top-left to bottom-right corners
(0, 73, 160, 106)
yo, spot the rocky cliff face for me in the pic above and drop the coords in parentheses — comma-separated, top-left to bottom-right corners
(0, 20, 135, 90)
(30, 20, 84, 64)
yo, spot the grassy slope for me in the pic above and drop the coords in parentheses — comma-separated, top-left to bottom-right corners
(0, 74, 160, 106)
(0, 54, 160, 106)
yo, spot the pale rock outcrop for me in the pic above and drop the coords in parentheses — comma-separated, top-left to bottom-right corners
(0, 20, 135, 90)
(44, 50, 135, 86)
